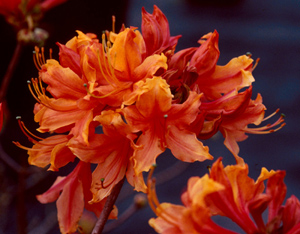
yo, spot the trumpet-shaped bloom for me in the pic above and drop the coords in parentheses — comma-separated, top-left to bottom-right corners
(123, 76, 212, 175)
(165, 30, 284, 164)
(13, 117, 76, 171)
(32, 27, 167, 145)
(37, 161, 117, 234)
(166, 30, 255, 101)
(148, 158, 300, 234)
(141, 5, 181, 57)
(68, 110, 147, 202)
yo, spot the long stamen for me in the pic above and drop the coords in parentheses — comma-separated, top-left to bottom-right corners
(12, 141, 41, 151)
(28, 78, 77, 111)
(262, 108, 279, 121)
(96, 49, 115, 87)
(13, 117, 54, 150)
(147, 164, 181, 226)
(27, 80, 42, 103)
(159, 114, 169, 149)
(97, 35, 122, 88)
(33, 47, 52, 71)
(16, 116, 39, 144)
(101, 34, 115, 79)
(33, 51, 41, 71)
(244, 110, 285, 134)
(16, 116, 43, 142)
(101, 33, 122, 86)
(252, 58, 260, 71)
(112, 15, 115, 33)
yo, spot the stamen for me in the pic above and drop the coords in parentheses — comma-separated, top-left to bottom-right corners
(41, 47, 46, 64)
(83, 83, 121, 99)
(252, 58, 260, 71)
(244, 110, 285, 134)
(147, 164, 180, 226)
(17, 116, 43, 142)
(158, 114, 169, 150)
(246, 52, 252, 58)
(207, 165, 211, 173)
(262, 108, 279, 121)
(16, 116, 39, 144)
(28, 78, 77, 112)
(105, 30, 110, 43)
(49, 48, 53, 59)
(12, 141, 41, 151)
(98, 39, 122, 87)
(32, 47, 52, 71)
(100, 178, 110, 189)
(33, 51, 41, 71)
(112, 15, 116, 33)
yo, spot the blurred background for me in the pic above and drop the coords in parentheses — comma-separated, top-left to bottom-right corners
(0, 0, 299, 233)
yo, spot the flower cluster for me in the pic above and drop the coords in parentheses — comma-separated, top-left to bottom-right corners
(148, 158, 300, 234)
(14, 5, 285, 233)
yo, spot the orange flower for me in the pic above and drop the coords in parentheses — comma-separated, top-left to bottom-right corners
(123, 76, 212, 175)
(31, 27, 167, 145)
(141, 5, 181, 57)
(192, 86, 285, 164)
(165, 30, 285, 164)
(217, 92, 285, 163)
(68, 110, 147, 202)
(148, 158, 300, 234)
(13, 117, 75, 171)
(166, 30, 255, 101)
(37, 161, 117, 234)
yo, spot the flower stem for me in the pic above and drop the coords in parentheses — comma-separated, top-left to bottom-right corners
(0, 41, 24, 102)
(92, 177, 125, 234)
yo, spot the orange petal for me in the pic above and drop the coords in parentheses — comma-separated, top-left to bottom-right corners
(41, 59, 85, 99)
(167, 126, 213, 163)
(57, 177, 84, 234)
(110, 28, 143, 78)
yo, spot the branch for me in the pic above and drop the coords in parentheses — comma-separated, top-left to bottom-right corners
(92, 177, 125, 234)
(0, 41, 24, 102)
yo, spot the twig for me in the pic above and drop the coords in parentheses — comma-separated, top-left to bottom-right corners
(103, 193, 147, 233)
(0, 40, 24, 102)
(92, 177, 125, 234)
(0, 143, 23, 173)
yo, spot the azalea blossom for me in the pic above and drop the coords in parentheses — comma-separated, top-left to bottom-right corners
(68, 110, 147, 202)
(37, 161, 118, 234)
(148, 158, 300, 234)
(123, 76, 212, 175)
(12, 5, 288, 234)
(31, 25, 167, 145)
(165, 30, 285, 164)
(141, 5, 181, 58)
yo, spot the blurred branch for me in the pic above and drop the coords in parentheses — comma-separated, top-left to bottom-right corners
(0, 143, 23, 173)
(103, 194, 147, 233)
(0, 41, 23, 103)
